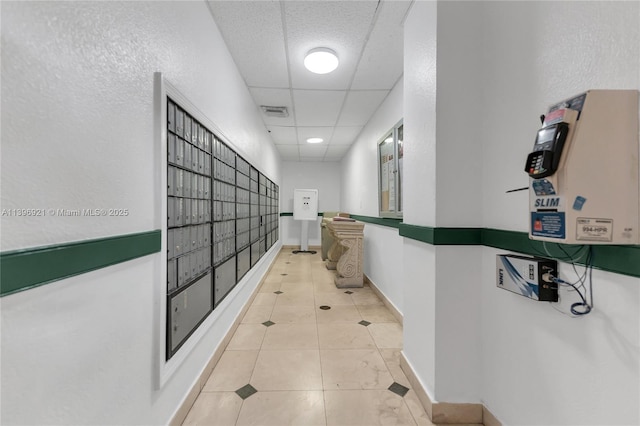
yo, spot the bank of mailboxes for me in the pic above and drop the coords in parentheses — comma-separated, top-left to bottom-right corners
(167, 97, 280, 358)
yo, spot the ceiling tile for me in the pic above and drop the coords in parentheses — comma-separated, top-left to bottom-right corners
(267, 126, 297, 145)
(323, 156, 343, 162)
(276, 145, 299, 160)
(293, 90, 346, 126)
(249, 88, 295, 126)
(299, 144, 327, 157)
(351, 1, 411, 90)
(207, 1, 288, 88)
(336, 90, 389, 126)
(331, 126, 363, 145)
(284, 1, 378, 90)
(296, 127, 333, 145)
(326, 145, 350, 157)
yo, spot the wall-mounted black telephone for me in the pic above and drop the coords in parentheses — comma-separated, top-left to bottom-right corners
(524, 122, 569, 178)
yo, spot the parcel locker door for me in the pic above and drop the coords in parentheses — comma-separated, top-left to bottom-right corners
(214, 256, 237, 307)
(168, 273, 213, 356)
(237, 246, 250, 281)
(251, 241, 260, 267)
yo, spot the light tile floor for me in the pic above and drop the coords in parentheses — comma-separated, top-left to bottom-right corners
(183, 247, 433, 426)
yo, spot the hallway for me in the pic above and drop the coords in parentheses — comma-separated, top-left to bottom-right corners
(181, 248, 431, 426)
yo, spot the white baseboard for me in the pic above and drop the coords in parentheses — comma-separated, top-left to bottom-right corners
(364, 274, 403, 325)
(399, 351, 501, 426)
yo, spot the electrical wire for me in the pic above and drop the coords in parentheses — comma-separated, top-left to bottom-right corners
(550, 246, 594, 316)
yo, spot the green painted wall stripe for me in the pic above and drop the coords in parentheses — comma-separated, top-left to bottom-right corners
(348, 215, 403, 229)
(398, 224, 639, 278)
(0, 230, 161, 297)
(481, 228, 640, 278)
(2, 220, 634, 296)
(398, 224, 482, 245)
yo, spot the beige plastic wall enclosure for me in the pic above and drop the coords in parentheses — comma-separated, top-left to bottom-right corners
(529, 90, 639, 244)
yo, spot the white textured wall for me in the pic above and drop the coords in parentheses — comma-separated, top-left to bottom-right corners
(280, 161, 341, 246)
(478, 2, 640, 424)
(1, 2, 280, 424)
(341, 77, 403, 216)
(341, 77, 405, 311)
(362, 223, 404, 313)
(401, 0, 439, 399)
(401, 1, 640, 424)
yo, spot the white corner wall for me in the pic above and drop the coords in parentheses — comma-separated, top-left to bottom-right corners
(478, 2, 640, 424)
(341, 77, 405, 312)
(280, 161, 341, 247)
(401, 0, 439, 399)
(341, 77, 403, 217)
(401, 1, 640, 424)
(1, 2, 280, 424)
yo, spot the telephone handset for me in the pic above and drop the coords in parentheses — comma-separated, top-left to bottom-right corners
(524, 122, 569, 179)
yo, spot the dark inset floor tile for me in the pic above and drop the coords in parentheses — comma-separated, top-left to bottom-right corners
(274, 291, 283, 294)
(262, 320, 275, 327)
(235, 384, 258, 400)
(358, 320, 371, 327)
(388, 382, 409, 397)
(319, 305, 331, 310)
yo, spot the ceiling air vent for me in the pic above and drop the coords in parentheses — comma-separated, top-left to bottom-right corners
(260, 105, 289, 118)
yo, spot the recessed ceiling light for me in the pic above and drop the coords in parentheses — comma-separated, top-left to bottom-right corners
(306, 137, 324, 144)
(304, 48, 339, 74)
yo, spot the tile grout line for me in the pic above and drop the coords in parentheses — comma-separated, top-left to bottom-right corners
(311, 258, 330, 426)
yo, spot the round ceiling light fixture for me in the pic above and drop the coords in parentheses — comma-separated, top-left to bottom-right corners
(306, 137, 324, 144)
(304, 48, 339, 74)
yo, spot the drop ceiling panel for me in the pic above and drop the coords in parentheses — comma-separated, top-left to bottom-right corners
(299, 144, 328, 157)
(326, 145, 351, 157)
(249, 88, 295, 126)
(336, 90, 389, 126)
(276, 145, 300, 160)
(207, 1, 288, 88)
(267, 126, 297, 145)
(351, 1, 410, 90)
(331, 126, 363, 145)
(284, 1, 378, 90)
(296, 127, 334, 145)
(293, 90, 346, 127)
(207, 0, 407, 163)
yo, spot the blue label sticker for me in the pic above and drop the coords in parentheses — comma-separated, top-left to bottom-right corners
(572, 196, 587, 211)
(532, 179, 556, 196)
(531, 212, 565, 239)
